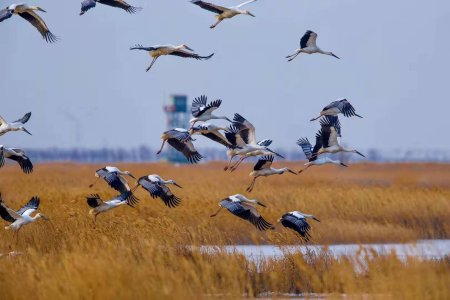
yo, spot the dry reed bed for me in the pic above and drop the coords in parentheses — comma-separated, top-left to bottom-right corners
(0, 162, 449, 298)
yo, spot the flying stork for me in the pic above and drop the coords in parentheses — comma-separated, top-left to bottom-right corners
(310, 99, 362, 121)
(190, 95, 231, 128)
(247, 155, 296, 192)
(157, 128, 203, 164)
(191, 0, 256, 29)
(223, 114, 284, 171)
(189, 123, 234, 149)
(80, 0, 142, 16)
(0, 112, 32, 137)
(132, 174, 182, 208)
(278, 211, 320, 242)
(0, 4, 58, 43)
(315, 117, 365, 158)
(0, 195, 49, 243)
(297, 137, 347, 173)
(130, 44, 214, 72)
(89, 166, 138, 200)
(0, 146, 33, 174)
(227, 139, 275, 172)
(86, 191, 138, 225)
(286, 30, 339, 61)
(210, 194, 274, 231)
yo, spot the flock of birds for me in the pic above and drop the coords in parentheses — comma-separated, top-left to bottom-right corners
(1, 1, 366, 244)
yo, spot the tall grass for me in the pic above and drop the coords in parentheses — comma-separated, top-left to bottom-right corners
(0, 162, 449, 298)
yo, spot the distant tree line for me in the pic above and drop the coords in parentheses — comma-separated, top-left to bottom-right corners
(24, 146, 450, 164)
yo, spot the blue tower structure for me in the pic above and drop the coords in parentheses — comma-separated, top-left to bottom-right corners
(163, 95, 190, 163)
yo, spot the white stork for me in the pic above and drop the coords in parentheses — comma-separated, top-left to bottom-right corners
(310, 99, 363, 121)
(189, 123, 234, 148)
(0, 195, 49, 243)
(191, 0, 256, 29)
(86, 191, 138, 225)
(132, 175, 182, 208)
(0, 146, 33, 174)
(89, 166, 137, 198)
(278, 211, 320, 242)
(190, 95, 231, 128)
(130, 44, 214, 72)
(157, 128, 203, 164)
(247, 155, 296, 192)
(210, 194, 274, 231)
(0, 4, 58, 43)
(223, 114, 284, 171)
(0, 112, 32, 136)
(286, 30, 339, 61)
(80, 0, 142, 16)
(297, 136, 347, 173)
(227, 139, 274, 172)
(316, 117, 365, 158)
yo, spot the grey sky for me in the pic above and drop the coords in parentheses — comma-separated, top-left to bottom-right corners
(1, 0, 449, 151)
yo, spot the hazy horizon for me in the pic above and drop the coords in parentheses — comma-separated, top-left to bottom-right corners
(1, 0, 449, 151)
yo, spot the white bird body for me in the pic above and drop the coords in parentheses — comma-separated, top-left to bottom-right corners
(190, 96, 231, 127)
(86, 192, 137, 224)
(5, 213, 45, 231)
(191, 0, 256, 29)
(304, 157, 344, 166)
(287, 30, 339, 61)
(0, 196, 48, 245)
(247, 155, 296, 192)
(130, 44, 214, 72)
(0, 112, 31, 136)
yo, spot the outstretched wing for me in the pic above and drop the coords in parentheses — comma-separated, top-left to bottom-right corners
(297, 138, 313, 160)
(253, 155, 274, 171)
(0, 194, 16, 223)
(281, 214, 312, 242)
(233, 113, 256, 144)
(0, 8, 13, 22)
(8, 154, 33, 174)
(18, 10, 58, 43)
(167, 139, 203, 164)
(80, 0, 97, 14)
(191, 95, 208, 117)
(96, 169, 129, 194)
(98, 0, 142, 13)
(300, 30, 316, 48)
(12, 112, 31, 124)
(202, 131, 233, 148)
(17, 196, 40, 216)
(86, 194, 103, 208)
(138, 179, 181, 208)
(320, 115, 341, 137)
(191, 0, 227, 14)
(220, 201, 273, 231)
(169, 50, 214, 60)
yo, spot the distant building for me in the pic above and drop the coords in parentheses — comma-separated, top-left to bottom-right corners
(163, 95, 190, 163)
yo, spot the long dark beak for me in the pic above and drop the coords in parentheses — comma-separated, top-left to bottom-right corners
(256, 201, 266, 207)
(38, 7, 47, 13)
(225, 117, 232, 122)
(288, 169, 297, 175)
(267, 148, 285, 159)
(332, 53, 340, 59)
(313, 216, 320, 222)
(174, 182, 182, 188)
(23, 128, 32, 135)
(340, 163, 348, 167)
(185, 46, 194, 51)
(356, 151, 366, 158)
(355, 113, 363, 118)
(129, 173, 136, 179)
(248, 12, 255, 17)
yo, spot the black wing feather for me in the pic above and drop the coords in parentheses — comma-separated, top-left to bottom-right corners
(17, 196, 40, 215)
